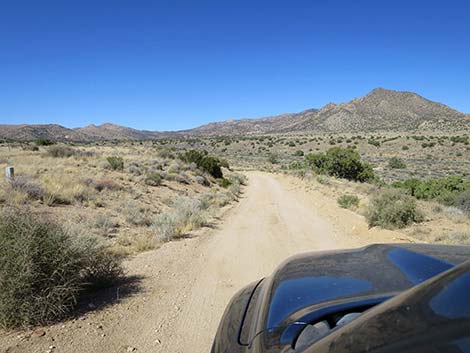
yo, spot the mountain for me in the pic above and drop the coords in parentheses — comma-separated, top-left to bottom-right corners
(0, 123, 171, 142)
(0, 88, 468, 141)
(285, 88, 469, 133)
(0, 124, 86, 141)
(75, 123, 166, 140)
(179, 109, 318, 135)
(187, 88, 469, 135)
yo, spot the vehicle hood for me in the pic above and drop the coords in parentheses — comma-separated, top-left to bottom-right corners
(251, 243, 470, 351)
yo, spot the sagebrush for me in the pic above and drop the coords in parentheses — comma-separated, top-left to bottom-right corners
(0, 209, 123, 328)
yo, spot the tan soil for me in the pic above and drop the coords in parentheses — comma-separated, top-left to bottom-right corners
(0, 172, 411, 353)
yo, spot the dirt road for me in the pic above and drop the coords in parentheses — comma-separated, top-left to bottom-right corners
(1, 172, 403, 353)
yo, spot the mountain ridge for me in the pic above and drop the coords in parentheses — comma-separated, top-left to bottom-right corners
(1, 88, 468, 141)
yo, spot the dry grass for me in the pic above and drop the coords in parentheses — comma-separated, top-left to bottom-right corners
(0, 142, 244, 255)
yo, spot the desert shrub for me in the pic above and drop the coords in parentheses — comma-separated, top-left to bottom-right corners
(337, 194, 360, 209)
(152, 213, 178, 242)
(392, 175, 470, 202)
(152, 197, 205, 242)
(156, 148, 175, 159)
(435, 232, 470, 245)
(216, 178, 232, 188)
(402, 145, 409, 150)
(179, 150, 223, 178)
(228, 174, 247, 186)
(305, 147, 375, 182)
(106, 156, 124, 171)
(35, 138, 54, 146)
(41, 175, 96, 206)
(293, 150, 304, 157)
(365, 189, 424, 229)
(48, 145, 77, 158)
(267, 152, 279, 164)
(219, 159, 230, 169)
(288, 160, 306, 170)
(453, 191, 470, 214)
(199, 156, 223, 178)
(145, 172, 162, 186)
(121, 201, 152, 226)
(421, 142, 436, 148)
(316, 175, 330, 185)
(94, 178, 121, 192)
(228, 182, 241, 197)
(167, 160, 183, 174)
(128, 163, 142, 176)
(22, 144, 39, 152)
(9, 176, 44, 200)
(368, 139, 380, 147)
(450, 136, 469, 144)
(388, 157, 407, 169)
(175, 172, 190, 184)
(179, 149, 208, 165)
(195, 175, 210, 186)
(0, 209, 122, 328)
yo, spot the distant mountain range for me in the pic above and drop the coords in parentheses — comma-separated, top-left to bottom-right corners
(1, 88, 468, 141)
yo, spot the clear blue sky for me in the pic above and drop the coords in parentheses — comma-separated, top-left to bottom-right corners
(1, 0, 469, 131)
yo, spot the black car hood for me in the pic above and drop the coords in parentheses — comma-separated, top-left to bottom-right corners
(251, 244, 470, 352)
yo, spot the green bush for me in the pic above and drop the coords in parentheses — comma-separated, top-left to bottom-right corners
(106, 156, 124, 171)
(267, 152, 279, 164)
(179, 149, 208, 166)
(288, 160, 306, 170)
(450, 136, 469, 144)
(199, 156, 223, 178)
(421, 142, 436, 148)
(392, 175, 470, 202)
(35, 138, 55, 146)
(337, 194, 360, 209)
(305, 147, 375, 182)
(179, 150, 223, 178)
(0, 209, 122, 328)
(388, 157, 407, 169)
(294, 150, 304, 157)
(365, 189, 424, 229)
(145, 172, 162, 186)
(216, 178, 232, 188)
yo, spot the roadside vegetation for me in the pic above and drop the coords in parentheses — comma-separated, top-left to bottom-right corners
(365, 189, 424, 229)
(0, 141, 247, 328)
(0, 208, 123, 328)
(337, 194, 360, 210)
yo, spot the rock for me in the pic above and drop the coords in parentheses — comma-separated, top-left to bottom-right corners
(127, 346, 137, 352)
(31, 329, 46, 337)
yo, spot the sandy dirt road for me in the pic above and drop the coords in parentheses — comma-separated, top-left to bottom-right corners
(1, 172, 403, 353)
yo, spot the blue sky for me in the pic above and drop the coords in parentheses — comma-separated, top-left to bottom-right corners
(1, 0, 469, 131)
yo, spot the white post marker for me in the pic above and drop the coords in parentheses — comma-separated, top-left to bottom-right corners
(5, 166, 14, 182)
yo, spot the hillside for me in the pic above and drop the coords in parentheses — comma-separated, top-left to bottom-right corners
(0, 124, 86, 141)
(75, 123, 165, 140)
(1, 88, 468, 141)
(188, 88, 470, 135)
(286, 88, 469, 133)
